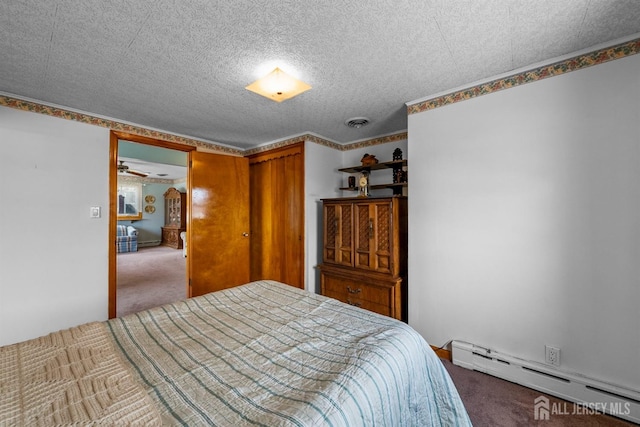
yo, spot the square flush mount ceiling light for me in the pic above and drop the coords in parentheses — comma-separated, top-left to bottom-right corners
(245, 67, 311, 102)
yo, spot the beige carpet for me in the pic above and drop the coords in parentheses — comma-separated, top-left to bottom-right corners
(117, 245, 187, 317)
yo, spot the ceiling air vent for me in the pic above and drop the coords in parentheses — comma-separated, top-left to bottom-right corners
(344, 117, 370, 129)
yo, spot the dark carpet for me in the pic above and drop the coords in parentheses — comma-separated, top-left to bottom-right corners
(441, 358, 636, 426)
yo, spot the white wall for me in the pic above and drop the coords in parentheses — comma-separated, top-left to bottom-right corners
(0, 107, 110, 346)
(304, 140, 342, 292)
(408, 54, 640, 391)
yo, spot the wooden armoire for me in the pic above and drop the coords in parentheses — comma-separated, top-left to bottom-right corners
(319, 196, 408, 321)
(161, 187, 186, 249)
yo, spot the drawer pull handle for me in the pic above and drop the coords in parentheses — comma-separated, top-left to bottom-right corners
(346, 286, 361, 294)
(369, 219, 374, 238)
(346, 299, 361, 307)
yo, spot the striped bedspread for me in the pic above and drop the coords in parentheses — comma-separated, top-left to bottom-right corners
(107, 280, 471, 426)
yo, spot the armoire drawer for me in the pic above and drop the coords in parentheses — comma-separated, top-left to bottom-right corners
(323, 276, 391, 306)
(320, 270, 401, 319)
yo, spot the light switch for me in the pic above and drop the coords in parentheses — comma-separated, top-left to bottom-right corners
(90, 206, 101, 218)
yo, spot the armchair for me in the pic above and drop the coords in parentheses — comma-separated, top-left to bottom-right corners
(180, 231, 187, 257)
(116, 225, 138, 253)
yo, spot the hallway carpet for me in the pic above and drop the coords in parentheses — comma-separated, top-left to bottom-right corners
(116, 245, 187, 317)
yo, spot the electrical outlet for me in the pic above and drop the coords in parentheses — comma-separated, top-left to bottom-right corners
(545, 345, 560, 366)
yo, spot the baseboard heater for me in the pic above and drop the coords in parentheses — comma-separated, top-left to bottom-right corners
(452, 340, 640, 424)
(138, 240, 161, 248)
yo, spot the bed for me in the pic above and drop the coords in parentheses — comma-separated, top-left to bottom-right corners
(1, 280, 471, 426)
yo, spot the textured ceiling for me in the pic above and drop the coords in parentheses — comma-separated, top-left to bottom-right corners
(2, 1, 640, 150)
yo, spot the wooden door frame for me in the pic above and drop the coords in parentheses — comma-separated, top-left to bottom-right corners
(108, 131, 195, 318)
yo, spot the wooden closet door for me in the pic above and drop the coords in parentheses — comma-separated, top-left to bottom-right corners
(249, 142, 304, 289)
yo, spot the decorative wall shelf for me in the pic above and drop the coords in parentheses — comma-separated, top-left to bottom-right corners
(338, 159, 407, 174)
(338, 159, 407, 195)
(339, 183, 408, 191)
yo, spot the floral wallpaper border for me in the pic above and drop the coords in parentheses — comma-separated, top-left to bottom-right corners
(0, 95, 243, 156)
(0, 93, 406, 154)
(341, 132, 408, 151)
(243, 131, 409, 156)
(117, 174, 177, 185)
(407, 38, 640, 115)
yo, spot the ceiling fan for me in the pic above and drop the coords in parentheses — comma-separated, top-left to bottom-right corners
(117, 160, 148, 177)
